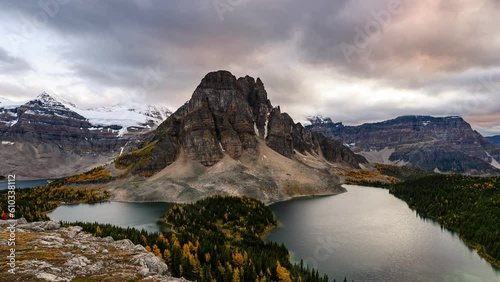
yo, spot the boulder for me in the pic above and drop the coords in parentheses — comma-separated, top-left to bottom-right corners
(131, 252, 169, 277)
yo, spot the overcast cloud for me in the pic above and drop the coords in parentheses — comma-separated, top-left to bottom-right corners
(0, 0, 499, 135)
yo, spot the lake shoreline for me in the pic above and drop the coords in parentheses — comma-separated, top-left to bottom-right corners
(347, 183, 500, 269)
(102, 188, 347, 206)
(265, 185, 500, 281)
(390, 193, 500, 269)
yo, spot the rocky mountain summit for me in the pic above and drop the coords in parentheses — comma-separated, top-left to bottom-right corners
(119, 71, 363, 174)
(0, 219, 186, 282)
(307, 115, 500, 175)
(0, 93, 170, 179)
(103, 71, 366, 204)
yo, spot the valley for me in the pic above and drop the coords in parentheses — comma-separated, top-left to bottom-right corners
(2, 1, 500, 281)
(1, 71, 499, 282)
(3, 182, 498, 281)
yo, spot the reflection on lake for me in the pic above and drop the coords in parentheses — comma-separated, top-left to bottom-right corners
(47, 202, 172, 233)
(0, 179, 49, 190)
(266, 185, 500, 282)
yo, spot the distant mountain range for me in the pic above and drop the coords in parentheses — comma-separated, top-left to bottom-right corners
(0, 93, 171, 179)
(487, 135, 500, 146)
(307, 115, 500, 175)
(3, 75, 499, 183)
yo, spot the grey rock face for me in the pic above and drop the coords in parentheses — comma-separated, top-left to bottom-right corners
(121, 70, 364, 175)
(131, 252, 170, 277)
(65, 256, 91, 268)
(0, 93, 170, 179)
(17, 220, 61, 232)
(266, 107, 294, 158)
(0, 222, 184, 281)
(36, 272, 59, 282)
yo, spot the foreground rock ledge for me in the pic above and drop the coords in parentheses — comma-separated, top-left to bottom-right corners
(0, 219, 188, 282)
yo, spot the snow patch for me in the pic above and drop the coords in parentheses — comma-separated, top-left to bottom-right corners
(0, 97, 27, 108)
(5, 111, 17, 117)
(78, 103, 171, 129)
(9, 119, 19, 127)
(1, 141, 14, 145)
(306, 115, 334, 125)
(485, 151, 500, 169)
(113, 127, 127, 137)
(1, 92, 171, 135)
(264, 119, 269, 139)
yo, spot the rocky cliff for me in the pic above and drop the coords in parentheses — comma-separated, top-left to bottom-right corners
(0, 93, 170, 179)
(0, 219, 186, 281)
(307, 115, 500, 175)
(108, 71, 365, 204)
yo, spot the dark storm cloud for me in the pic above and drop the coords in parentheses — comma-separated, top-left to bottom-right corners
(0, 47, 31, 73)
(1, 0, 499, 133)
(1, 0, 303, 105)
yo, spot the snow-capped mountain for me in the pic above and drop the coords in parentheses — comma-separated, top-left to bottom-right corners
(25, 92, 172, 136)
(306, 115, 335, 125)
(0, 97, 27, 108)
(0, 92, 171, 179)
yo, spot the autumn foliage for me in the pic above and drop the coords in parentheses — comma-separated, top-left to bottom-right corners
(65, 166, 112, 184)
(66, 196, 334, 281)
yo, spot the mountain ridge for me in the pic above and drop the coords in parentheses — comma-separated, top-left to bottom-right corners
(306, 115, 500, 175)
(98, 70, 366, 204)
(487, 135, 500, 146)
(0, 93, 171, 179)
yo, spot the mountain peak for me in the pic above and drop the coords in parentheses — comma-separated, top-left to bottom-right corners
(307, 115, 336, 125)
(198, 70, 238, 90)
(35, 92, 58, 102)
(119, 70, 364, 174)
(35, 92, 76, 108)
(112, 71, 365, 204)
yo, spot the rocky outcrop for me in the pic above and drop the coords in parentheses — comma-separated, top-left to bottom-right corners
(0, 219, 186, 282)
(307, 115, 500, 175)
(119, 71, 365, 176)
(0, 93, 170, 179)
(106, 71, 367, 204)
(266, 107, 294, 158)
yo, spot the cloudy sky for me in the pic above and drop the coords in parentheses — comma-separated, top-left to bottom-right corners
(1, 0, 499, 135)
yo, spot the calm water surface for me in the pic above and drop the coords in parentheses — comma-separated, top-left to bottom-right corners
(0, 179, 49, 190)
(266, 185, 500, 282)
(47, 202, 172, 233)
